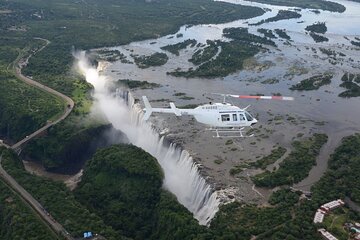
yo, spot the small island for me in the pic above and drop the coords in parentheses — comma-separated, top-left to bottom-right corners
(132, 52, 168, 68)
(161, 39, 197, 56)
(290, 74, 332, 91)
(251, 10, 301, 26)
(305, 22, 327, 34)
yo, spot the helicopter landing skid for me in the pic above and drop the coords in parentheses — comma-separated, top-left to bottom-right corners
(206, 127, 254, 138)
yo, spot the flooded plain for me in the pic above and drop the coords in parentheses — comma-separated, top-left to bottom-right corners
(98, 0, 360, 202)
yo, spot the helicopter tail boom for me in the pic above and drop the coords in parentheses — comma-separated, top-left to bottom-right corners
(142, 96, 182, 121)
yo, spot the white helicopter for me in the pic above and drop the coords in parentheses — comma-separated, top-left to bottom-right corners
(142, 94, 294, 138)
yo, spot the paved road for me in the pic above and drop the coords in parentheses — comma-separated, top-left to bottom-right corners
(0, 38, 75, 239)
(0, 154, 73, 240)
(11, 39, 74, 150)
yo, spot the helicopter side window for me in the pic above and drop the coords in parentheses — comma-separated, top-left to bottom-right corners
(239, 113, 246, 121)
(232, 114, 237, 121)
(221, 114, 230, 122)
(245, 112, 253, 121)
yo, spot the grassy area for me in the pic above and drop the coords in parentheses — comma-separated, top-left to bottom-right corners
(290, 74, 332, 91)
(252, 133, 328, 187)
(323, 210, 349, 240)
(249, 146, 287, 169)
(243, 0, 345, 12)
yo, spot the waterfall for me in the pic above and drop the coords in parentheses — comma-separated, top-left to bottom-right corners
(77, 56, 220, 225)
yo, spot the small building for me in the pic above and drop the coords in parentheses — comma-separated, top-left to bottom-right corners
(314, 210, 326, 224)
(321, 199, 345, 212)
(84, 232, 93, 239)
(318, 228, 338, 240)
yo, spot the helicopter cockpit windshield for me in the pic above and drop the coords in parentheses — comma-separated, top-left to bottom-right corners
(244, 111, 254, 121)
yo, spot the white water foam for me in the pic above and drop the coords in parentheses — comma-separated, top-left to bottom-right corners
(77, 55, 220, 225)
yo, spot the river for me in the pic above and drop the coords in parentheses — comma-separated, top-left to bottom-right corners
(96, 0, 360, 207)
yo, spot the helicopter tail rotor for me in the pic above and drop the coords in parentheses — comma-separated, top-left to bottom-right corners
(142, 96, 153, 121)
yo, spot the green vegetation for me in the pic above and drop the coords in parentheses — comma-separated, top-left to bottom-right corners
(261, 78, 279, 84)
(168, 40, 259, 78)
(210, 189, 305, 240)
(0, 78, 64, 143)
(322, 209, 350, 240)
(161, 39, 197, 56)
(252, 133, 328, 187)
(223, 27, 276, 47)
(169, 27, 277, 78)
(132, 52, 169, 68)
(339, 76, 360, 97)
(257, 28, 277, 39)
(312, 134, 360, 204)
(242, 0, 345, 12)
(212, 134, 360, 240)
(76, 145, 163, 238)
(22, 124, 127, 172)
(274, 29, 291, 40)
(251, 10, 301, 26)
(0, 147, 123, 239)
(319, 47, 338, 57)
(309, 32, 329, 43)
(249, 147, 287, 169)
(189, 40, 218, 65)
(92, 49, 131, 63)
(351, 40, 360, 47)
(305, 22, 327, 34)
(173, 92, 194, 100)
(290, 74, 332, 91)
(0, 38, 65, 144)
(117, 79, 161, 89)
(75, 145, 208, 239)
(0, 175, 55, 239)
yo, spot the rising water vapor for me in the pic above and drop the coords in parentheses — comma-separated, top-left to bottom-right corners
(75, 52, 220, 225)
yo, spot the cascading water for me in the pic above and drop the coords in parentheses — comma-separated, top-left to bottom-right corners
(77, 55, 220, 225)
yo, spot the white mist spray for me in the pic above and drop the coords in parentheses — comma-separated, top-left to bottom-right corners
(76, 54, 220, 225)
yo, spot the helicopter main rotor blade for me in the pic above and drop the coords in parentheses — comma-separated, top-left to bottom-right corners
(229, 95, 294, 101)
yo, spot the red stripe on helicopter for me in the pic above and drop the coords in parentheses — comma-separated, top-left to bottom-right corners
(234, 95, 294, 101)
